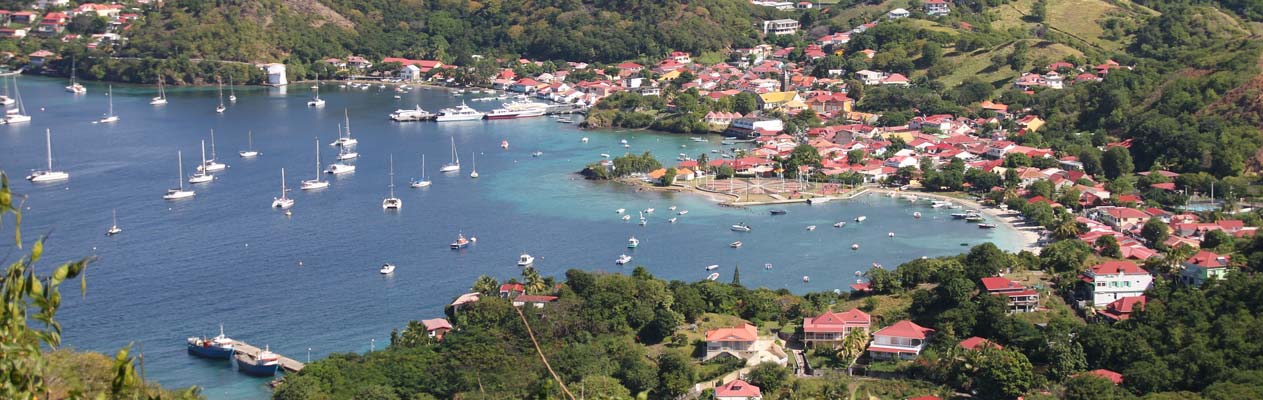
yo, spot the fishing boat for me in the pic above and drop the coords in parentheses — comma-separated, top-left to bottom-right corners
(307, 74, 325, 107)
(770, 209, 787, 215)
(227, 76, 237, 103)
(5, 76, 31, 124)
(806, 225, 816, 231)
(833, 221, 847, 228)
(188, 141, 214, 184)
(330, 110, 359, 146)
(730, 223, 752, 232)
(855, 216, 867, 222)
(150, 77, 167, 105)
(705, 265, 719, 271)
(26, 129, 69, 182)
(382, 155, 402, 210)
(234, 346, 280, 377)
(517, 253, 535, 267)
(440, 138, 461, 172)
(450, 233, 471, 249)
(435, 102, 485, 122)
(239, 131, 260, 158)
(197, 130, 227, 172)
(163, 151, 196, 200)
(215, 78, 226, 113)
(302, 139, 330, 189)
(389, 106, 433, 121)
(380, 263, 396, 274)
(615, 254, 632, 265)
(706, 273, 720, 281)
(469, 152, 479, 178)
(186, 325, 234, 359)
(410, 154, 432, 188)
(96, 85, 119, 123)
(978, 223, 997, 229)
(65, 58, 86, 94)
(271, 168, 295, 209)
(627, 236, 639, 248)
(730, 241, 743, 248)
(106, 209, 122, 236)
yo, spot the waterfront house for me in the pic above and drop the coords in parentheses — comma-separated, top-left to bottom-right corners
(868, 320, 934, 360)
(400, 64, 422, 81)
(705, 323, 759, 360)
(762, 19, 800, 35)
(1182, 251, 1230, 286)
(727, 118, 785, 138)
(499, 283, 525, 298)
(449, 292, 481, 312)
(27, 50, 53, 66)
(715, 379, 762, 400)
(512, 294, 558, 309)
(1097, 295, 1145, 321)
(802, 308, 871, 348)
(1081, 261, 1152, 307)
(422, 318, 452, 340)
(981, 276, 1040, 313)
(959, 336, 1002, 351)
(924, 0, 951, 15)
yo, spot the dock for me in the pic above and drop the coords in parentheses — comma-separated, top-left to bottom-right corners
(231, 340, 305, 373)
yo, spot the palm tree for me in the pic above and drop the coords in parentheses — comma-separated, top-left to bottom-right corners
(522, 268, 547, 295)
(472, 274, 499, 295)
(1052, 214, 1081, 240)
(834, 329, 869, 376)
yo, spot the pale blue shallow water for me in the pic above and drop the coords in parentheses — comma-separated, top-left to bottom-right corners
(0, 77, 1023, 399)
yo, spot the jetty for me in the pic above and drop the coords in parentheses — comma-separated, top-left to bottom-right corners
(231, 340, 305, 373)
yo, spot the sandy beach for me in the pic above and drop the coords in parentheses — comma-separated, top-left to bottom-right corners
(868, 187, 1046, 253)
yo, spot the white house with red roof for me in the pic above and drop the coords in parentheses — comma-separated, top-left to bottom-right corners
(715, 379, 762, 400)
(1181, 250, 1230, 287)
(881, 73, 910, 86)
(981, 276, 1040, 313)
(1081, 261, 1152, 307)
(422, 318, 452, 340)
(1091, 206, 1152, 231)
(499, 283, 525, 298)
(802, 308, 871, 347)
(868, 320, 934, 360)
(705, 323, 759, 360)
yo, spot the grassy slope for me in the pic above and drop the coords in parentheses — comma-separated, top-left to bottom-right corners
(933, 40, 1086, 88)
(992, 0, 1154, 52)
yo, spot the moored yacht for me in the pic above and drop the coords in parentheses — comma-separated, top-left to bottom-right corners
(303, 138, 330, 189)
(390, 106, 433, 121)
(151, 77, 168, 105)
(485, 100, 548, 119)
(188, 140, 214, 184)
(95, 85, 118, 123)
(239, 131, 260, 158)
(330, 110, 359, 146)
(382, 155, 402, 210)
(26, 129, 69, 182)
(196, 130, 227, 172)
(435, 102, 485, 122)
(440, 137, 460, 172)
(730, 223, 752, 232)
(627, 236, 639, 248)
(271, 168, 294, 209)
(163, 151, 196, 200)
(410, 154, 432, 188)
(65, 58, 86, 94)
(307, 74, 325, 107)
(450, 233, 472, 249)
(517, 253, 535, 267)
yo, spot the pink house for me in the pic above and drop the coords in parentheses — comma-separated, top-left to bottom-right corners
(980, 276, 1039, 313)
(868, 320, 934, 360)
(715, 379, 762, 400)
(421, 318, 452, 340)
(802, 308, 870, 347)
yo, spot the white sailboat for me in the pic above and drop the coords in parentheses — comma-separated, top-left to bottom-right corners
(335, 125, 358, 160)
(150, 76, 167, 105)
(106, 209, 122, 236)
(96, 85, 118, 123)
(272, 168, 294, 209)
(197, 130, 227, 172)
(25, 129, 69, 182)
(469, 152, 479, 179)
(163, 151, 196, 200)
(0, 75, 15, 105)
(410, 154, 431, 188)
(5, 77, 31, 124)
(215, 78, 226, 113)
(65, 58, 86, 94)
(239, 131, 260, 158)
(188, 140, 214, 184)
(307, 74, 325, 107)
(301, 138, 330, 190)
(227, 76, 237, 103)
(382, 155, 401, 210)
(440, 137, 460, 172)
(325, 130, 357, 175)
(329, 110, 358, 146)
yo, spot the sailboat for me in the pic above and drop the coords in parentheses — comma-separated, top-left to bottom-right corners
(25, 129, 69, 182)
(5, 76, 31, 124)
(197, 130, 227, 172)
(410, 154, 431, 188)
(329, 110, 358, 146)
(163, 151, 196, 200)
(96, 85, 118, 123)
(187, 140, 214, 184)
(0, 75, 15, 105)
(302, 138, 330, 190)
(325, 129, 357, 174)
(272, 168, 294, 209)
(440, 138, 460, 172)
(65, 58, 86, 94)
(382, 155, 402, 210)
(150, 76, 167, 105)
(227, 76, 237, 103)
(215, 78, 226, 113)
(106, 209, 122, 236)
(469, 152, 479, 179)
(238, 131, 260, 157)
(307, 74, 325, 107)
(335, 125, 358, 160)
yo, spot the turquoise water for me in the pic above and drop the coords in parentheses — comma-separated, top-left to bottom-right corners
(0, 77, 1023, 399)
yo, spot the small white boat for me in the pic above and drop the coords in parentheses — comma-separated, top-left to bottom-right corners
(639, 218, 647, 226)
(833, 221, 847, 228)
(215, 78, 226, 113)
(855, 216, 867, 222)
(644, 208, 655, 214)
(806, 225, 816, 231)
(337, 147, 359, 161)
(150, 78, 167, 105)
(106, 209, 122, 236)
(501, 140, 509, 149)
(627, 236, 639, 248)
(621, 215, 631, 221)
(731, 223, 752, 232)
(308, 74, 325, 107)
(469, 152, 479, 179)
(379, 263, 396, 274)
(851, 243, 860, 250)
(325, 162, 356, 175)
(440, 138, 461, 172)
(581, 137, 589, 143)
(616, 254, 632, 265)
(730, 241, 743, 248)
(271, 168, 295, 209)
(96, 85, 119, 123)
(765, 263, 773, 270)
(239, 131, 260, 158)
(302, 138, 330, 190)
(600, 153, 611, 158)
(803, 276, 810, 283)
(668, 217, 678, 223)
(913, 212, 922, 219)
(410, 154, 432, 188)
(196, 130, 227, 173)
(619, 139, 628, 145)
(517, 253, 535, 267)
(188, 140, 214, 184)
(331, 110, 359, 146)
(677, 210, 689, 215)
(705, 265, 719, 270)
(162, 151, 196, 200)
(532, 151, 543, 157)
(383, 155, 402, 210)
(668, 206, 677, 211)
(616, 208, 626, 214)
(66, 59, 86, 94)
(706, 273, 720, 281)
(930, 200, 952, 208)
(889, 232, 896, 237)
(26, 129, 69, 182)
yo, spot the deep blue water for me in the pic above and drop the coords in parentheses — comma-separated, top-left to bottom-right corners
(0, 77, 1022, 399)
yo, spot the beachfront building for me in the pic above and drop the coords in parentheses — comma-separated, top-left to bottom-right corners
(1181, 250, 1230, 287)
(261, 63, 287, 86)
(802, 308, 871, 348)
(705, 323, 759, 360)
(980, 276, 1040, 313)
(1081, 261, 1153, 307)
(715, 379, 763, 400)
(867, 320, 934, 360)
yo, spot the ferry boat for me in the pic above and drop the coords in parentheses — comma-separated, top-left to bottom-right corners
(389, 106, 433, 122)
(517, 253, 535, 267)
(234, 346, 281, 377)
(616, 254, 632, 265)
(450, 233, 472, 249)
(485, 101, 548, 119)
(379, 263, 396, 274)
(186, 326, 235, 359)
(731, 223, 752, 232)
(435, 102, 485, 122)
(627, 236, 639, 248)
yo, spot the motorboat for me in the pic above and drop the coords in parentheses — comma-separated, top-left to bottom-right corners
(380, 263, 396, 274)
(951, 212, 976, 219)
(644, 208, 655, 214)
(517, 253, 535, 267)
(532, 151, 543, 157)
(730, 241, 742, 248)
(501, 140, 509, 149)
(668, 217, 677, 223)
(833, 221, 847, 228)
(615, 254, 632, 265)
(485, 100, 547, 119)
(806, 225, 816, 231)
(913, 212, 922, 219)
(450, 233, 472, 249)
(600, 153, 611, 158)
(965, 215, 985, 222)
(705, 265, 719, 270)
(677, 210, 689, 215)
(390, 106, 433, 121)
(730, 223, 752, 232)
(26, 129, 69, 182)
(271, 168, 295, 209)
(435, 102, 485, 122)
(324, 162, 356, 175)
(616, 208, 626, 214)
(851, 243, 860, 250)
(621, 215, 631, 221)
(627, 236, 639, 248)
(855, 216, 867, 222)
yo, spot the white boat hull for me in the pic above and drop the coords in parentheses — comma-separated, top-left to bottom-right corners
(27, 171, 69, 182)
(410, 180, 431, 188)
(272, 198, 294, 209)
(435, 113, 485, 122)
(239, 151, 259, 158)
(325, 164, 356, 174)
(301, 180, 329, 190)
(188, 174, 214, 184)
(163, 189, 195, 200)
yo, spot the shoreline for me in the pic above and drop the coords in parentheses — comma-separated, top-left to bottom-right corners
(867, 187, 1045, 253)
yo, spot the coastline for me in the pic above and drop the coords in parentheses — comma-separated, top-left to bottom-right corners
(868, 187, 1045, 253)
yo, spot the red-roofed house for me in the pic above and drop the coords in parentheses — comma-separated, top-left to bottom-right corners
(449, 292, 481, 311)
(1080, 369, 1124, 385)
(802, 308, 871, 347)
(1081, 261, 1152, 307)
(868, 320, 934, 360)
(705, 323, 759, 360)
(499, 283, 525, 298)
(881, 73, 910, 86)
(422, 318, 453, 340)
(959, 336, 1003, 351)
(1181, 251, 1230, 286)
(512, 294, 559, 308)
(980, 277, 1040, 313)
(715, 379, 762, 400)
(1093, 206, 1151, 231)
(1097, 295, 1145, 321)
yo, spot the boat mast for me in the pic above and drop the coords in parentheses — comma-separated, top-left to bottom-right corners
(209, 130, 218, 160)
(421, 154, 426, 179)
(344, 109, 351, 138)
(280, 168, 287, 198)
(107, 85, 113, 117)
(389, 154, 395, 198)
(200, 140, 208, 169)
(14, 76, 25, 115)
(314, 138, 322, 181)
(44, 128, 53, 171)
(177, 151, 185, 191)
(247, 130, 253, 151)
